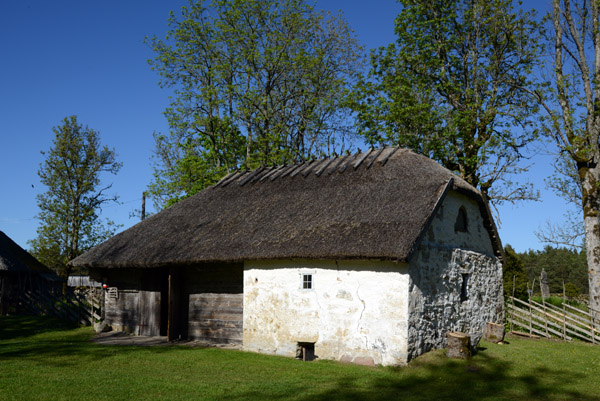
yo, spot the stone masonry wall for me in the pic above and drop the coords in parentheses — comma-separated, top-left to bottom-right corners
(407, 191, 504, 361)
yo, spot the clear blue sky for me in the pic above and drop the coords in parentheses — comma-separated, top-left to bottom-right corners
(0, 0, 567, 253)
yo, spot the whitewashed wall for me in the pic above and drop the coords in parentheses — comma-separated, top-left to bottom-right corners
(423, 191, 495, 255)
(407, 191, 504, 360)
(244, 259, 410, 366)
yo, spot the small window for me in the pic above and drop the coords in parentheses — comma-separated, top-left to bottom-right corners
(460, 273, 469, 302)
(302, 274, 313, 289)
(454, 206, 468, 232)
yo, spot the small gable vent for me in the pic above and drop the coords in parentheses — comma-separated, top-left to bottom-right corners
(454, 206, 468, 233)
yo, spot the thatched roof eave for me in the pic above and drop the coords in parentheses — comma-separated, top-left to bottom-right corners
(70, 148, 503, 269)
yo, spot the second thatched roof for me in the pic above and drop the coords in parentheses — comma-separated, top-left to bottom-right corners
(71, 148, 501, 269)
(0, 231, 60, 280)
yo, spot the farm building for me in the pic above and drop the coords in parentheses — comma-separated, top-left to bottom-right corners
(0, 231, 61, 315)
(71, 148, 504, 366)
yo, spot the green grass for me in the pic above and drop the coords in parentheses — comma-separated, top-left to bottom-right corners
(1, 316, 600, 400)
(530, 296, 588, 310)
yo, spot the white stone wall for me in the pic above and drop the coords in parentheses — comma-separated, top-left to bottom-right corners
(243, 259, 410, 366)
(407, 191, 504, 360)
(423, 191, 495, 255)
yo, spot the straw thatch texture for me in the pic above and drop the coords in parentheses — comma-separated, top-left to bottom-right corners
(0, 231, 55, 275)
(71, 148, 500, 269)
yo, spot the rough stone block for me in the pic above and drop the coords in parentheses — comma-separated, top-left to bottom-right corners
(353, 356, 375, 366)
(93, 321, 111, 333)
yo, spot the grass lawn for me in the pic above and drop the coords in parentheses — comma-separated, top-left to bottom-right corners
(1, 316, 600, 400)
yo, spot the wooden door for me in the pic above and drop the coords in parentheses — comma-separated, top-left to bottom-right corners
(139, 272, 161, 336)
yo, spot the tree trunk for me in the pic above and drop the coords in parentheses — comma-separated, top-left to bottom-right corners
(580, 163, 600, 325)
(550, 0, 600, 327)
(484, 322, 505, 343)
(446, 332, 471, 359)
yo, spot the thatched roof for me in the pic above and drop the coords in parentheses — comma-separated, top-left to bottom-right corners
(71, 148, 502, 269)
(0, 231, 58, 279)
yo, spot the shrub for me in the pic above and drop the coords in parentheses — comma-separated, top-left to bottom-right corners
(564, 282, 580, 299)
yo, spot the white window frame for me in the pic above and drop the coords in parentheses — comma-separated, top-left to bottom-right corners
(299, 270, 316, 291)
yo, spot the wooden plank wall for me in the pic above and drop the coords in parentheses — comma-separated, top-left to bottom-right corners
(102, 269, 142, 334)
(185, 263, 243, 344)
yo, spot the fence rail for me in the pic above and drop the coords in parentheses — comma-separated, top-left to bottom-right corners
(20, 287, 103, 326)
(507, 296, 600, 344)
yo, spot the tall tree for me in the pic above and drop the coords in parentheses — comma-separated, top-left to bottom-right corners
(503, 244, 529, 300)
(352, 0, 542, 204)
(147, 0, 363, 208)
(535, 153, 584, 249)
(534, 0, 600, 319)
(29, 116, 122, 277)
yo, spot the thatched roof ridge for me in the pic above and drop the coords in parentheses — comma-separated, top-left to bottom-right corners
(0, 231, 57, 276)
(70, 148, 502, 269)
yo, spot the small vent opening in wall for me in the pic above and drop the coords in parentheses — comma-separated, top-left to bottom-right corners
(296, 342, 315, 361)
(460, 273, 469, 302)
(454, 206, 468, 232)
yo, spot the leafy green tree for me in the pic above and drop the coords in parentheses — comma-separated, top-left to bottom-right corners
(518, 246, 589, 295)
(503, 245, 529, 300)
(352, 0, 542, 204)
(147, 0, 363, 208)
(29, 116, 122, 277)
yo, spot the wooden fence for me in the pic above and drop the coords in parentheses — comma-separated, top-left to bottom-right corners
(20, 287, 103, 326)
(506, 296, 600, 344)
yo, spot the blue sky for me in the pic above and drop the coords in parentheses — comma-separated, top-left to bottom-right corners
(0, 0, 568, 253)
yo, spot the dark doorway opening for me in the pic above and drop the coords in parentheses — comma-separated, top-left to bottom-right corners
(167, 268, 188, 341)
(159, 269, 169, 336)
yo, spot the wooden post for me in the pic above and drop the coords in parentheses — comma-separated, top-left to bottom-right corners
(101, 287, 106, 321)
(447, 332, 471, 359)
(510, 276, 516, 332)
(591, 311, 596, 344)
(167, 270, 175, 341)
(562, 303, 567, 340)
(141, 192, 146, 221)
(512, 275, 516, 299)
(527, 282, 533, 336)
(542, 297, 549, 338)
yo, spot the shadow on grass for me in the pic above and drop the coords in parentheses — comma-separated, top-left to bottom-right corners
(0, 315, 173, 367)
(287, 351, 600, 401)
(0, 315, 76, 340)
(2, 316, 598, 401)
(218, 345, 600, 401)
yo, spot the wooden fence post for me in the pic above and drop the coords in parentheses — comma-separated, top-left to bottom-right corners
(510, 275, 516, 333)
(562, 303, 567, 340)
(591, 312, 596, 345)
(527, 282, 533, 336)
(542, 297, 549, 338)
